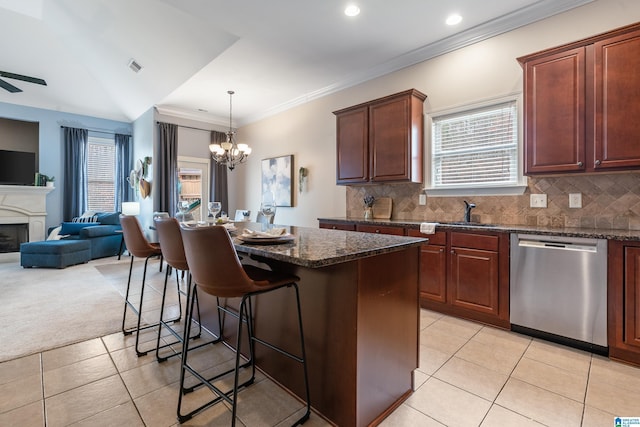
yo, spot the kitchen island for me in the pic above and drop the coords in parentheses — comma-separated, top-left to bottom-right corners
(197, 223, 426, 426)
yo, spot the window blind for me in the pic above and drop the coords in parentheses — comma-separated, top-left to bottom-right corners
(432, 101, 518, 188)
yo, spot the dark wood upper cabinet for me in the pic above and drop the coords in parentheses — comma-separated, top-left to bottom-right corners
(334, 89, 426, 185)
(521, 47, 586, 174)
(519, 22, 640, 175)
(594, 28, 640, 170)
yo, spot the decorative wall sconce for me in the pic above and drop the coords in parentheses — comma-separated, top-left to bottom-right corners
(127, 156, 152, 198)
(299, 166, 308, 193)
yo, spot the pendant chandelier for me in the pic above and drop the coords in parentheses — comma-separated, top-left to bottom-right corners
(209, 90, 251, 171)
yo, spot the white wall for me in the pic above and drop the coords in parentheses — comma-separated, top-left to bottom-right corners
(227, 0, 640, 227)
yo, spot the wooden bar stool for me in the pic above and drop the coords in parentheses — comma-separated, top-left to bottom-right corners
(178, 224, 310, 426)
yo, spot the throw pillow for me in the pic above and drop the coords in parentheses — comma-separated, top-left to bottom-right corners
(96, 212, 121, 225)
(72, 215, 99, 223)
(60, 222, 99, 235)
(46, 226, 69, 241)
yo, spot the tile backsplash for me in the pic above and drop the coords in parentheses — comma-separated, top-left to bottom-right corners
(345, 172, 640, 230)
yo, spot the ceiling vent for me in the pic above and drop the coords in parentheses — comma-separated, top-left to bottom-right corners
(128, 59, 143, 73)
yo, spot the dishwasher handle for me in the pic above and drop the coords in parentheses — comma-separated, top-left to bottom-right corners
(517, 239, 598, 253)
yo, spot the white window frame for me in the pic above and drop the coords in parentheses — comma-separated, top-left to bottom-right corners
(424, 93, 527, 197)
(87, 135, 116, 211)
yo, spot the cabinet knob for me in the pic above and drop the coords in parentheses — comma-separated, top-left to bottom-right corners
(595, 159, 601, 166)
(332, 226, 337, 229)
(439, 248, 444, 253)
(451, 250, 455, 254)
(375, 229, 380, 233)
(577, 161, 583, 167)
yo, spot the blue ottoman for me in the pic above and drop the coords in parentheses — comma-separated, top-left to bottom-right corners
(20, 240, 92, 268)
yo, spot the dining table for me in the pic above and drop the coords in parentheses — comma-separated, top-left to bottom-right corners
(194, 221, 427, 427)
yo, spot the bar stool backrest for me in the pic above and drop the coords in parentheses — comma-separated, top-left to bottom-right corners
(154, 217, 188, 271)
(119, 215, 160, 258)
(180, 225, 265, 298)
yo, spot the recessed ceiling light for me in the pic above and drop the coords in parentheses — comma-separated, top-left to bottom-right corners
(345, 4, 360, 17)
(446, 14, 462, 26)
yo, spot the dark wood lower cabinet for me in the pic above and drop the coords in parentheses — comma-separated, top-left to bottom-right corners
(408, 229, 509, 329)
(609, 240, 640, 366)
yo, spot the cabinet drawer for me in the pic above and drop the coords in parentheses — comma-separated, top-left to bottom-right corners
(451, 232, 499, 251)
(356, 224, 405, 235)
(407, 229, 446, 245)
(319, 222, 356, 231)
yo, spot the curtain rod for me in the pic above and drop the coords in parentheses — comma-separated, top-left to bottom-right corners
(60, 125, 131, 136)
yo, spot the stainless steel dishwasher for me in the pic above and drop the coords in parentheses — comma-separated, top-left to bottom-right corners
(510, 233, 607, 353)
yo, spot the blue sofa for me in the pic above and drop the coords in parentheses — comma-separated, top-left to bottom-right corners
(53, 212, 123, 259)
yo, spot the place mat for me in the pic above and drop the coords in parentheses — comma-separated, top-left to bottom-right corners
(237, 234, 295, 244)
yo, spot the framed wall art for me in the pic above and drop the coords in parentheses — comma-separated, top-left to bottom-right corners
(261, 155, 293, 207)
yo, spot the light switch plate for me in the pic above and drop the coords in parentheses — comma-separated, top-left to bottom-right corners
(419, 194, 427, 205)
(530, 194, 547, 208)
(569, 193, 582, 208)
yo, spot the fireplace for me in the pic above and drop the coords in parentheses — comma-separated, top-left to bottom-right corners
(0, 185, 54, 252)
(0, 224, 29, 253)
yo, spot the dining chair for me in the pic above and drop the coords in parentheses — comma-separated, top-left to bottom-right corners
(119, 215, 170, 357)
(153, 217, 219, 362)
(178, 224, 310, 426)
(234, 209, 251, 222)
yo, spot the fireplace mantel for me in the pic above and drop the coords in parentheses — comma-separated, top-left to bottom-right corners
(0, 185, 54, 242)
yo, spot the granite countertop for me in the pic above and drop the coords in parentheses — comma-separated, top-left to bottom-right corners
(232, 223, 426, 268)
(318, 217, 640, 241)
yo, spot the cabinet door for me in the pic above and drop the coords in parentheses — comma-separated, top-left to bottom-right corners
(369, 94, 413, 182)
(336, 106, 368, 184)
(523, 47, 586, 174)
(449, 247, 499, 317)
(624, 247, 640, 350)
(419, 244, 447, 304)
(594, 28, 640, 170)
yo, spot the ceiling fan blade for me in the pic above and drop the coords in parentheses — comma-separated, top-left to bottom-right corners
(0, 71, 47, 86)
(0, 78, 22, 93)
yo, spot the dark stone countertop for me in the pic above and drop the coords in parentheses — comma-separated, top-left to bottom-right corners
(232, 222, 426, 269)
(318, 217, 640, 242)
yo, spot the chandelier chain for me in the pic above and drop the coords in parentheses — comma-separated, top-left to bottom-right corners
(209, 90, 251, 171)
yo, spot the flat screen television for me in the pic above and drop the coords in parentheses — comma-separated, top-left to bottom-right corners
(0, 150, 36, 185)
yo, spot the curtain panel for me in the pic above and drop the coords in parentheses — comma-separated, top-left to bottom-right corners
(209, 130, 229, 213)
(62, 126, 89, 221)
(114, 133, 132, 211)
(157, 122, 178, 216)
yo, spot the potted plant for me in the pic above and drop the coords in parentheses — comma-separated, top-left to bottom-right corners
(36, 173, 56, 187)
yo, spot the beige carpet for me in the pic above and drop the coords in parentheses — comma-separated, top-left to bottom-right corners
(0, 256, 136, 362)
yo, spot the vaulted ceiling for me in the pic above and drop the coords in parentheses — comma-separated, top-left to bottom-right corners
(0, 0, 593, 126)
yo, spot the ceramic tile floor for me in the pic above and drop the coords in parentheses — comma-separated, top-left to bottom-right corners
(2, 309, 640, 426)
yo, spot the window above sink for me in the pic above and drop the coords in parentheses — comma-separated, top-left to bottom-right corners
(425, 94, 527, 197)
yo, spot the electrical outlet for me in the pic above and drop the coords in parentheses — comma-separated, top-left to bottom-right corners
(569, 193, 582, 208)
(530, 194, 548, 208)
(419, 194, 427, 205)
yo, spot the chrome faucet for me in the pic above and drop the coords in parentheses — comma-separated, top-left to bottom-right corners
(464, 201, 476, 223)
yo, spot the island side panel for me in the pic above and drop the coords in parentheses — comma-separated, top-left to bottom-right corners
(356, 246, 420, 426)
(198, 257, 361, 426)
